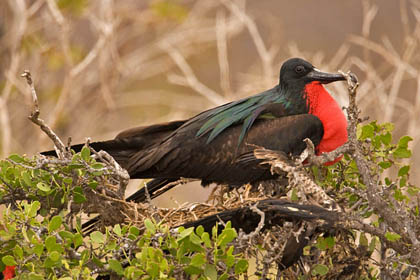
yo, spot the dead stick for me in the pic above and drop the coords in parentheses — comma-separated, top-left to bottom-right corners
(21, 70, 67, 158)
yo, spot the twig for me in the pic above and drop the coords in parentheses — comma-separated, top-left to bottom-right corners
(240, 203, 265, 239)
(254, 148, 338, 211)
(221, 0, 274, 85)
(161, 42, 227, 106)
(21, 71, 67, 158)
(89, 148, 130, 199)
(216, 9, 232, 97)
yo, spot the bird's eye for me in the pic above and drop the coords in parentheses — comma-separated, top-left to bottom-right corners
(295, 65, 305, 74)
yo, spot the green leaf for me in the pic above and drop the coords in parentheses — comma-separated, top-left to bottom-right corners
(190, 253, 206, 268)
(189, 232, 202, 245)
(80, 249, 90, 265)
(212, 224, 218, 239)
(393, 136, 413, 158)
(379, 161, 392, 169)
(28, 272, 44, 280)
(291, 188, 299, 201)
(369, 237, 377, 253)
(380, 132, 392, 145)
(49, 251, 61, 262)
(22, 170, 33, 186)
(383, 122, 395, 132)
(144, 218, 156, 234)
(113, 224, 122, 236)
(385, 232, 401, 242)
(34, 243, 44, 257)
(14, 245, 23, 259)
(73, 192, 87, 203)
(63, 177, 73, 185)
(201, 232, 211, 248)
(106, 240, 117, 251)
(36, 182, 51, 192)
(184, 265, 201, 275)
(394, 188, 406, 201)
(178, 227, 194, 240)
(147, 262, 159, 277)
(325, 236, 335, 248)
(225, 254, 235, 268)
(2, 255, 17, 266)
(129, 226, 140, 237)
(91, 163, 104, 169)
(398, 165, 410, 177)
(393, 147, 411, 158)
(160, 257, 169, 271)
(58, 230, 74, 240)
(219, 273, 229, 280)
(359, 233, 368, 247)
(312, 264, 329, 276)
(407, 187, 419, 196)
(217, 228, 237, 247)
(399, 177, 407, 188)
(8, 154, 24, 163)
(49, 215, 63, 232)
(90, 231, 105, 244)
(196, 226, 204, 237)
(73, 186, 87, 203)
(204, 264, 217, 280)
(359, 124, 374, 140)
(234, 259, 248, 274)
(29, 201, 41, 217)
(397, 136, 413, 148)
(108, 259, 124, 275)
(73, 233, 83, 248)
(45, 235, 57, 252)
(88, 181, 98, 189)
(81, 146, 90, 161)
(316, 237, 329, 250)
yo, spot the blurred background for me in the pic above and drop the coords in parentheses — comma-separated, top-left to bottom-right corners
(1, 0, 419, 206)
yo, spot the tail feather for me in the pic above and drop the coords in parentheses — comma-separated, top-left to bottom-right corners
(41, 139, 142, 169)
(41, 120, 186, 171)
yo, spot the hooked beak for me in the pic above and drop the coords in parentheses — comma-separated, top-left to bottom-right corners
(307, 68, 346, 84)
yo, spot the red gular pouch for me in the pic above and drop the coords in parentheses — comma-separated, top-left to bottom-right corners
(305, 81, 348, 165)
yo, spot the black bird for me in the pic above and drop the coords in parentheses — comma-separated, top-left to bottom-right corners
(43, 57, 348, 206)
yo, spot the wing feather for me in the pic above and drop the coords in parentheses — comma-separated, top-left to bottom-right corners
(196, 87, 289, 145)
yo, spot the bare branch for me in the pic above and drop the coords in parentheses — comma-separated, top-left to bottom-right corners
(21, 71, 67, 158)
(162, 42, 227, 106)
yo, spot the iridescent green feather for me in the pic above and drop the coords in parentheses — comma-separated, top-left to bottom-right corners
(196, 87, 292, 145)
(196, 97, 261, 137)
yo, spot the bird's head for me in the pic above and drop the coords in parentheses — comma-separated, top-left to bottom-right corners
(279, 58, 345, 90)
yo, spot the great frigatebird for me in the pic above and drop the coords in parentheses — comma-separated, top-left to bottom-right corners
(42, 57, 348, 208)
